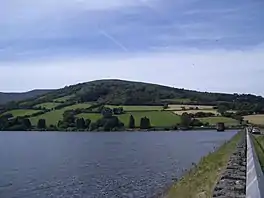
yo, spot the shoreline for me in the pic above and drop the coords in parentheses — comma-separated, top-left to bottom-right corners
(160, 131, 242, 198)
(0, 126, 243, 132)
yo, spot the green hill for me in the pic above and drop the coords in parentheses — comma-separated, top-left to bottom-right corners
(4, 79, 264, 108)
(0, 79, 264, 130)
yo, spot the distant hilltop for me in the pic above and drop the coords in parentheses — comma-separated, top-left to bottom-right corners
(0, 89, 52, 104)
(0, 79, 263, 106)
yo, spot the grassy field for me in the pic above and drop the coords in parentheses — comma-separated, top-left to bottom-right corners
(167, 104, 215, 111)
(3, 109, 41, 117)
(198, 117, 239, 126)
(118, 111, 180, 127)
(173, 109, 218, 115)
(244, 114, 264, 125)
(53, 95, 75, 102)
(252, 135, 264, 170)
(105, 105, 163, 111)
(166, 132, 241, 198)
(63, 103, 92, 110)
(77, 111, 180, 127)
(30, 103, 92, 126)
(34, 102, 59, 109)
(30, 109, 64, 126)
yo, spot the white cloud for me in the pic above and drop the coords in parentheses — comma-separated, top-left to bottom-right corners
(1, 48, 264, 95)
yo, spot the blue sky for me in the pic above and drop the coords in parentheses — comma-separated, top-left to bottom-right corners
(1, 0, 264, 94)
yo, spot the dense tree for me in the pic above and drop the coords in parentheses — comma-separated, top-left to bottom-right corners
(128, 115, 135, 128)
(85, 119, 91, 129)
(0, 116, 33, 131)
(37, 119, 46, 129)
(101, 107, 113, 118)
(57, 120, 65, 128)
(163, 103, 169, 110)
(76, 118, 85, 129)
(113, 107, 124, 115)
(0, 115, 9, 130)
(217, 105, 228, 115)
(180, 113, 192, 128)
(63, 111, 75, 124)
(89, 122, 97, 131)
(91, 115, 124, 131)
(191, 119, 203, 127)
(6, 124, 27, 131)
(193, 112, 215, 118)
(48, 124, 57, 131)
(2, 113, 13, 119)
(140, 117, 151, 129)
(22, 118, 32, 129)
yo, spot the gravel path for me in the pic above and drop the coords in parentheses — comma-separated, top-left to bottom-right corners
(212, 133, 246, 198)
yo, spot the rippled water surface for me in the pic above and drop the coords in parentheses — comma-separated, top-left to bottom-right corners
(0, 131, 236, 198)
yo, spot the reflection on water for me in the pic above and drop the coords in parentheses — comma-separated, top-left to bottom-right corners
(0, 131, 236, 198)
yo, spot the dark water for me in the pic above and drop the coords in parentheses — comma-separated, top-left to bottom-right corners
(0, 131, 236, 198)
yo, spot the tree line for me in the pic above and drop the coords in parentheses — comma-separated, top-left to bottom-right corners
(0, 111, 222, 131)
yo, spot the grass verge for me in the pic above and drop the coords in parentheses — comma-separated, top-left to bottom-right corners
(165, 131, 241, 198)
(252, 135, 264, 170)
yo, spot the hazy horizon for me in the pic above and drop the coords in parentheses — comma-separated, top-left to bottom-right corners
(1, 0, 264, 94)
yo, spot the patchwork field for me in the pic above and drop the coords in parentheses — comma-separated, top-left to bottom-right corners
(63, 103, 92, 110)
(30, 110, 64, 126)
(244, 114, 264, 125)
(34, 102, 59, 109)
(105, 105, 163, 111)
(53, 95, 75, 102)
(78, 111, 180, 127)
(166, 104, 215, 111)
(3, 109, 41, 117)
(30, 103, 92, 126)
(198, 116, 239, 126)
(118, 111, 180, 127)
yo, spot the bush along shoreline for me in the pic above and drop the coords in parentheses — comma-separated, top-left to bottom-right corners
(0, 112, 243, 132)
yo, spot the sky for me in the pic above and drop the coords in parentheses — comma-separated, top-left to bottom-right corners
(1, 0, 264, 94)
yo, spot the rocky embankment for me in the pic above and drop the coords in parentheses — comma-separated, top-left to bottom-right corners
(213, 133, 246, 198)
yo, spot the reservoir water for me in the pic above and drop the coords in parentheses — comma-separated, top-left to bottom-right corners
(0, 131, 236, 198)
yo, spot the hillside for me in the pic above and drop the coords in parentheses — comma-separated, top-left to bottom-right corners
(8, 79, 264, 108)
(0, 79, 263, 131)
(0, 89, 52, 104)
